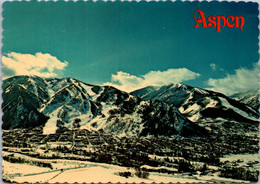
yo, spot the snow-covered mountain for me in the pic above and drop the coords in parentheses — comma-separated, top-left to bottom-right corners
(131, 83, 208, 108)
(130, 86, 159, 98)
(229, 89, 259, 110)
(2, 75, 207, 137)
(131, 84, 259, 133)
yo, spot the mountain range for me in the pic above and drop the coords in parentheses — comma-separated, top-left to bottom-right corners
(2, 75, 259, 137)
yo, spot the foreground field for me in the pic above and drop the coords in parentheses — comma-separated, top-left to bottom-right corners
(2, 128, 259, 183)
(3, 152, 254, 183)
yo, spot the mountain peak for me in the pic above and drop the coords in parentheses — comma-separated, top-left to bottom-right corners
(131, 83, 259, 134)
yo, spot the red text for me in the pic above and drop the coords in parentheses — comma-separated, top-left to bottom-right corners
(194, 10, 244, 32)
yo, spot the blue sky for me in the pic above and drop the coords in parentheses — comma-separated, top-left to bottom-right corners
(2, 1, 259, 94)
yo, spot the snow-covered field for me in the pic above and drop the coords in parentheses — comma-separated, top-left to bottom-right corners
(220, 153, 259, 163)
(3, 156, 252, 183)
(220, 153, 259, 170)
(3, 159, 201, 183)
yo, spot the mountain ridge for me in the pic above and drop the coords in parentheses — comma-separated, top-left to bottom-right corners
(131, 83, 259, 134)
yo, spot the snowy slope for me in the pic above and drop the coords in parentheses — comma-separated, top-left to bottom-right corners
(130, 86, 159, 98)
(131, 83, 209, 108)
(229, 89, 259, 110)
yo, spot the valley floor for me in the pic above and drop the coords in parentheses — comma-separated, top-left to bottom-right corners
(2, 128, 259, 183)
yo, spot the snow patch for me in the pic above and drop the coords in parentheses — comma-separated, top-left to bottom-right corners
(205, 97, 218, 108)
(43, 116, 59, 134)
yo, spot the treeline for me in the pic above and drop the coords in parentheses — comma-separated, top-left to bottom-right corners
(220, 166, 259, 182)
(118, 167, 150, 179)
(3, 155, 53, 169)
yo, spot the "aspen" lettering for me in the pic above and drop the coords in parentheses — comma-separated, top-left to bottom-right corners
(194, 10, 245, 32)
